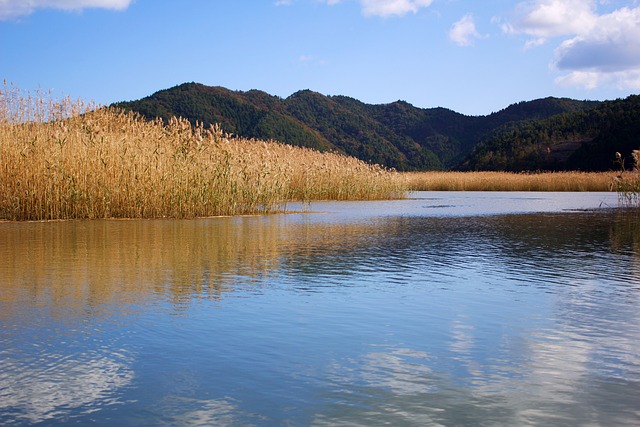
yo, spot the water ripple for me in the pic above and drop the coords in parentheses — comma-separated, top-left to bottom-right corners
(0, 348, 134, 425)
(1, 195, 639, 426)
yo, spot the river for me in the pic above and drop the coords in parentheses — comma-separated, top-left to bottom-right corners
(1, 192, 639, 426)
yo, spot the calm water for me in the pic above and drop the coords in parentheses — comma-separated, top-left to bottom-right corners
(1, 192, 639, 426)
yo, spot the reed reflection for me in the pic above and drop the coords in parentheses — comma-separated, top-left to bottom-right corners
(0, 217, 287, 315)
(2, 210, 639, 316)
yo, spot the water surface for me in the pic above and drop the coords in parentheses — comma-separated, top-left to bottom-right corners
(1, 192, 639, 426)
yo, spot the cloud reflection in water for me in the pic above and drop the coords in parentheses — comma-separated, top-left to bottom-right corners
(0, 349, 134, 425)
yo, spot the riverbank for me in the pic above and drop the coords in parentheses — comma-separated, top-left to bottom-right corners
(403, 171, 615, 192)
(0, 87, 403, 221)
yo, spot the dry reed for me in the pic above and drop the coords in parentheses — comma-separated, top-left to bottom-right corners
(611, 151, 640, 207)
(0, 83, 404, 221)
(403, 171, 614, 192)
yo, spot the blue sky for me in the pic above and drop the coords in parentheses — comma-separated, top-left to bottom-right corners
(1, 0, 639, 116)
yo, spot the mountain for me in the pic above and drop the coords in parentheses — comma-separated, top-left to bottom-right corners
(114, 82, 636, 171)
(458, 95, 640, 171)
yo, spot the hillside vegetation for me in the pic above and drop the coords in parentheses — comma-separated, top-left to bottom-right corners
(116, 83, 608, 171)
(459, 95, 640, 172)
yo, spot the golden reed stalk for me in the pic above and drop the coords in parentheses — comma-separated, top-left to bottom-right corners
(611, 150, 640, 207)
(403, 171, 614, 192)
(0, 83, 404, 220)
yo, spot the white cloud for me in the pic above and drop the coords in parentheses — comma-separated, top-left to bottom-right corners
(0, 0, 133, 20)
(361, 0, 433, 17)
(508, 0, 597, 40)
(504, 0, 640, 90)
(323, 0, 434, 17)
(555, 67, 640, 91)
(552, 6, 640, 89)
(554, 70, 602, 89)
(554, 7, 640, 69)
(449, 14, 481, 47)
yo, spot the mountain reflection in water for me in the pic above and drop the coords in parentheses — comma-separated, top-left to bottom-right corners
(1, 192, 639, 426)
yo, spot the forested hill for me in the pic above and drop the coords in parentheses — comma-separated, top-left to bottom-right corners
(458, 95, 640, 171)
(114, 82, 637, 171)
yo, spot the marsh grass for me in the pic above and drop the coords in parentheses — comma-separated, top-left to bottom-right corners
(403, 171, 614, 192)
(0, 84, 404, 221)
(611, 151, 640, 207)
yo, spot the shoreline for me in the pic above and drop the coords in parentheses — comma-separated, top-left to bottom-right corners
(402, 171, 618, 192)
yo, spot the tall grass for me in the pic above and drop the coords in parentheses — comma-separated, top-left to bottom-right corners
(404, 171, 614, 192)
(611, 151, 640, 207)
(0, 84, 404, 221)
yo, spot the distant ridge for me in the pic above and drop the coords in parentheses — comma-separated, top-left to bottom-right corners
(114, 83, 639, 171)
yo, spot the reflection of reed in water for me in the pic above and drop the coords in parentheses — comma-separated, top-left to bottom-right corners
(609, 210, 640, 251)
(608, 210, 640, 276)
(3, 211, 638, 318)
(0, 218, 285, 315)
(0, 216, 384, 317)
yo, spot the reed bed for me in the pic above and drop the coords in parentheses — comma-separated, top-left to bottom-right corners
(611, 151, 640, 207)
(0, 85, 404, 221)
(403, 171, 615, 192)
